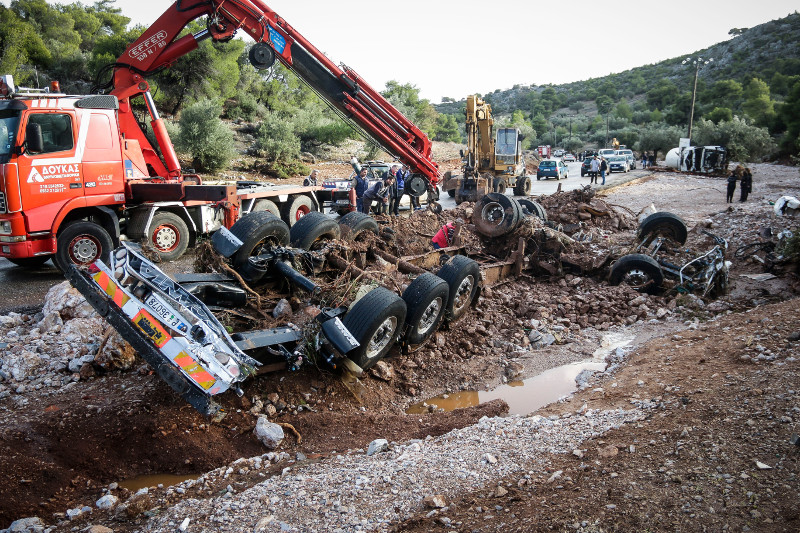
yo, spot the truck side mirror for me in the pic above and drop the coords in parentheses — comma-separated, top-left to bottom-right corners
(25, 122, 43, 153)
(459, 149, 464, 158)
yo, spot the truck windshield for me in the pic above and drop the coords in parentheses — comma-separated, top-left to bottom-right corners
(0, 110, 20, 164)
(495, 128, 517, 156)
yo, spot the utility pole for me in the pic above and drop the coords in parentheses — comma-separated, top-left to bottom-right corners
(682, 56, 714, 143)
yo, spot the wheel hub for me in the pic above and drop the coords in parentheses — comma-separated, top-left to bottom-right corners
(481, 202, 505, 227)
(453, 275, 475, 315)
(622, 268, 651, 288)
(69, 235, 100, 265)
(153, 225, 178, 251)
(417, 297, 442, 335)
(366, 316, 398, 360)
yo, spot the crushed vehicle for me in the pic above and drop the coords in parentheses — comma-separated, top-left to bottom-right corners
(664, 145, 728, 174)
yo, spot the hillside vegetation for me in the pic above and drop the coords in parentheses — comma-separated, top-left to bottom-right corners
(1, 1, 799, 175)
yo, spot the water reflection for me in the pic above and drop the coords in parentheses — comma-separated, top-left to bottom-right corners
(118, 473, 199, 492)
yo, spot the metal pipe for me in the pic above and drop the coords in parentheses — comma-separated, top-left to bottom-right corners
(273, 260, 320, 295)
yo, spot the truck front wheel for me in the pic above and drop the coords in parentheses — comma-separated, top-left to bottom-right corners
(147, 212, 189, 261)
(282, 195, 314, 227)
(55, 221, 113, 272)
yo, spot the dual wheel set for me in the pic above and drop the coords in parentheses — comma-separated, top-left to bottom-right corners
(224, 210, 482, 371)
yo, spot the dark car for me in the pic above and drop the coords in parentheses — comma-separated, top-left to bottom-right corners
(537, 159, 568, 180)
(580, 158, 594, 177)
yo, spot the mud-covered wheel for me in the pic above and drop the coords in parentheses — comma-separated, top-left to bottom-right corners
(473, 193, 523, 237)
(55, 221, 113, 272)
(289, 211, 340, 250)
(493, 178, 507, 194)
(609, 254, 664, 294)
(638, 212, 688, 245)
(339, 211, 379, 241)
(447, 189, 456, 198)
(6, 256, 52, 268)
(518, 199, 548, 222)
(281, 194, 315, 227)
(402, 273, 449, 348)
(437, 255, 480, 321)
(512, 176, 531, 196)
(343, 287, 407, 370)
(228, 211, 290, 270)
(147, 212, 189, 261)
(252, 198, 281, 217)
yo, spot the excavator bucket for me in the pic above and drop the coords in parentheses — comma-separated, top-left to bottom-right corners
(455, 176, 489, 204)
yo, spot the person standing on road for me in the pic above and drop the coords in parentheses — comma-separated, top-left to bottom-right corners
(641, 153, 648, 169)
(648, 153, 655, 168)
(388, 163, 404, 217)
(353, 167, 369, 213)
(740, 167, 753, 202)
(362, 175, 393, 214)
(726, 167, 740, 203)
(599, 156, 608, 185)
(303, 169, 318, 187)
(589, 156, 600, 184)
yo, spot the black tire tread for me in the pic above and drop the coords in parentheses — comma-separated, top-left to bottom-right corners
(55, 221, 113, 272)
(609, 253, 664, 294)
(289, 211, 340, 249)
(342, 287, 407, 369)
(228, 212, 289, 269)
(436, 255, 480, 321)
(148, 211, 190, 261)
(638, 212, 688, 245)
(402, 273, 449, 346)
(339, 211, 379, 240)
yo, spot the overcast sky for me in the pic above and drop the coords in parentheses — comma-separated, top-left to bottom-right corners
(6, 0, 799, 102)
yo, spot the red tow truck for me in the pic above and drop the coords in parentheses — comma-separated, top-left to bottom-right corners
(0, 0, 441, 271)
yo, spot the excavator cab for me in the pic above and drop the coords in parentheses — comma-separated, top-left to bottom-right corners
(495, 128, 519, 163)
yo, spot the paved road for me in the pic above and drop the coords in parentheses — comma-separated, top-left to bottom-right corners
(0, 160, 652, 314)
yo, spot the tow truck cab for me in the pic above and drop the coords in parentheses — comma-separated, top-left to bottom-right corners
(0, 75, 140, 262)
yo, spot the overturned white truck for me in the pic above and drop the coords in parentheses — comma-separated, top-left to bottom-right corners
(664, 145, 728, 174)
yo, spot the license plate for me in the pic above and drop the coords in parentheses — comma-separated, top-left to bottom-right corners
(336, 199, 350, 205)
(145, 293, 186, 331)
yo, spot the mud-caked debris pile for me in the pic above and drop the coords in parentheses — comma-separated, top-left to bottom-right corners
(537, 187, 636, 232)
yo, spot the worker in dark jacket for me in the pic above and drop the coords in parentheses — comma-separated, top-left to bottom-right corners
(362, 175, 393, 214)
(740, 167, 753, 202)
(388, 164, 404, 217)
(726, 167, 739, 203)
(352, 167, 369, 213)
(599, 157, 608, 185)
(303, 169, 318, 187)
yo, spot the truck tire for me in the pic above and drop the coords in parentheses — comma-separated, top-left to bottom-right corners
(228, 212, 290, 271)
(638, 212, 688, 245)
(473, 193, 522, 237)
(512, 176, 531, 196)
(253, 199, 281, 218)
(289, 211, 340, 250)
(281, 194, 314, 227)
(402, 273, 449, 348)
(492, 178, 507, 194)
(518, 199, 548, 222)
(609, 254, 664, 294)
(339, 211, 379, 241)
(342, 287, 406, 370)
(6, 256, 51, 269)
(55, 221, 113, 272)
(147, 212, 189, 261)
(437, 255, 480, 322)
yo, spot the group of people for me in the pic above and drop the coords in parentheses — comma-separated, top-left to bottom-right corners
(587, 155, 608, 185)
(641, 152, 655, 169)
(726, 165, 753, 203)
(353, 163, 420, 216)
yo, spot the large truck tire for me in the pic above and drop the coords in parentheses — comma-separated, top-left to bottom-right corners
(281, 194, 315, 227)
(228, 212, 290, 271)
(253, 199, 281, 218)
(147, 212, 189, 261)
(609, 254, 664, 294)
(473, 193, 523, 237)
(338, 211, 379, 241)
(343, 287, 407, 370)
(401, 273, 449, 348)
(437, 255, 480, 322)
(492, 178, 507, 194)
(512, 176, 532, 196)
(289, 211, 340, 250)
(518, 199, 548, 222)
(55, 221, 113, 272)
(638, 212, 688, 245)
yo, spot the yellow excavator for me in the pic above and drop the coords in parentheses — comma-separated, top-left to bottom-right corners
(441, 95, 530, 204)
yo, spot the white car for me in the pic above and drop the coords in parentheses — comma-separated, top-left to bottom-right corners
(563, 153, 576, 162)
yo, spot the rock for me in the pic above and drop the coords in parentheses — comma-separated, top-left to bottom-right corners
(6, 517, 45, 532)
(95, 332, 137, 370)
(264, 404, 277, 417)
(96, 494, 118, 509)
(254, 417, 284, 449)
(755, 461, 772, 470)
(572, 449, 584, 459)
(546, 470, 563, 483)
(495, 486, 508, 497)
(423, 494, 447, 508)
(272, 299, 292, 319)
(42, 281, 95, 320)
(482, 453, 498, 465)
(267, 393, 280, 403)
(787, 331, 800, 342)
(68, 358, 83, 373)
(597, 445, 619, 458)
(254, 516, 275, 532)
(4, 350, 44, 381)
(366, 439, 389, 456)
(37, 312, 63, 333)
(656, 308, 669, 319)
(370, 361, 395, 381)
(88, 525, 114, 533)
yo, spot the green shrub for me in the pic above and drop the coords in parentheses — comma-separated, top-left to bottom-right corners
(174, 100, 235, 172)
(254, 111, 301, 162)
(226, 92, 265, 122)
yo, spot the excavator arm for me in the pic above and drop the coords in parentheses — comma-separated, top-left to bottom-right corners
(112, 0, 439, 187)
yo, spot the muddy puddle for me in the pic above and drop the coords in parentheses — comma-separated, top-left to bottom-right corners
(408, 332, 634, 416)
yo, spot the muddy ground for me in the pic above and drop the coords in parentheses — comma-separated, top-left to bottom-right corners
(0, 162, 799, 532)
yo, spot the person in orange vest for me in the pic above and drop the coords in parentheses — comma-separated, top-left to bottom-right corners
(431, 218, 463, 249)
